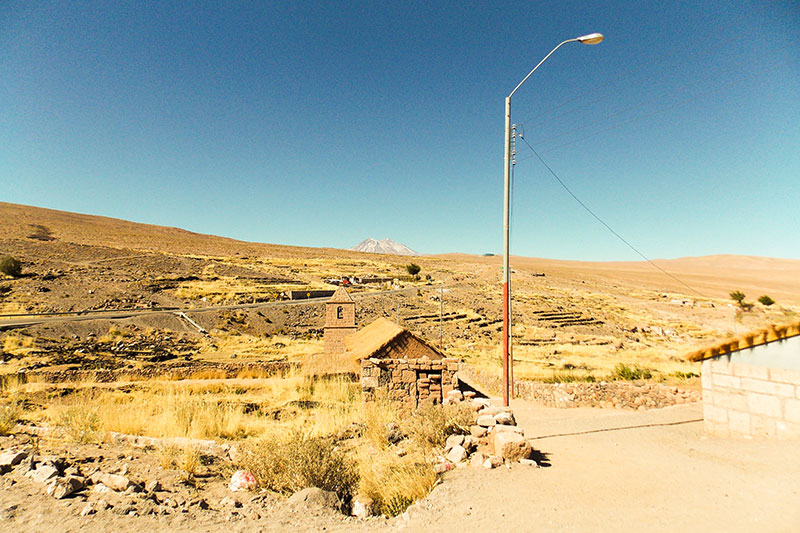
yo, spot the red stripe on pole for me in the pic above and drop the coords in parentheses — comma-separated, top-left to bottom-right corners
(502, 281, 509, 406)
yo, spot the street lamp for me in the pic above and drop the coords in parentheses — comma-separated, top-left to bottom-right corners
(502, 33, 604, 406)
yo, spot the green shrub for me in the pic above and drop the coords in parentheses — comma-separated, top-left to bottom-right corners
(405, 263, 421, 277)
(758, 295, 775, 306)
(610, 363, 652, 381)
(240, 432, 359, 502)
(0, 256, 21, 278)
(729, 290, 746, 307)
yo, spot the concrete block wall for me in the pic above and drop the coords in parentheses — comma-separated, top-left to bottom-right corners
(702, 358, 800, 439)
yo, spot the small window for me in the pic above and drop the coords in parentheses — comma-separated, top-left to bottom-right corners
(336, 306, 343, 319)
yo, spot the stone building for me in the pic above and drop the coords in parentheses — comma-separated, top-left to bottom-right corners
(323, 286, 356, 354)
(346, 318, 460, 406)
(687, 319, 800, 439)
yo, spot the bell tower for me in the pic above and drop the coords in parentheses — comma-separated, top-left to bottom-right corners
(324, 286, 356, 354)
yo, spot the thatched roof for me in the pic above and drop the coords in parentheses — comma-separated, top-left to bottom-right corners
(343, 317, 444, 362)
(344, 318, 404, 361)
(685, 319, 800, 362)
(327, 286, 354, 304)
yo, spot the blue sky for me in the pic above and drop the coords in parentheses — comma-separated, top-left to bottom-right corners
(2, 1, 798, 260)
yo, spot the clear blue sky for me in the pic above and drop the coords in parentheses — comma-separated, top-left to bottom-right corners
(2, 1, 798, 260)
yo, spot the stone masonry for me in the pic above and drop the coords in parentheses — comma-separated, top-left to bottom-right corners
(361, 357, 460, 407)
(702, 357, 800, 439)
(324, 287, 356, 354)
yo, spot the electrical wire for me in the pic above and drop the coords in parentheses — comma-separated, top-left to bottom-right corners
(517, 133, 707, 298)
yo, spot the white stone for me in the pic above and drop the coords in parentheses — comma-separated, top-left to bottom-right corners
(476, 414, 496, 427)
(446, 445, 467, 463)
(444, 434, 465, 450)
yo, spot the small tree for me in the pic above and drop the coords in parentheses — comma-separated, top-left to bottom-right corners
(0, 256, 22, 278)
(729, 290, 746, 308)
(405, 263, 421, 277)
(758, 295, 775, 306)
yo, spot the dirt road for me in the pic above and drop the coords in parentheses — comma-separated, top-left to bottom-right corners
(401, 401, 800, 532)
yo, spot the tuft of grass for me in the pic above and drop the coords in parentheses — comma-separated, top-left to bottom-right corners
(609, 363, 653, 381)
(357, 449, 436, 517)
(403, 402, 472, 450)
(179, 446, 200, 483)
(58, 406, 101, 443)
(240, 431, 359, 502)
(0, 401, 20, 435)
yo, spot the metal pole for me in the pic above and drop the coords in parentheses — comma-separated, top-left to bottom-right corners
(502, 95, 511, 407)
(501, 35, 596, 407)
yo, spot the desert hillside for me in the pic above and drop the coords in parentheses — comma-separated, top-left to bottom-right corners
(0, 201, 798, 381)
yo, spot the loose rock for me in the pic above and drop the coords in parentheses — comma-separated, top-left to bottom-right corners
(445, 445, 467, 464)
(493, 431, 532, 462)
(287, 487, 342, 513)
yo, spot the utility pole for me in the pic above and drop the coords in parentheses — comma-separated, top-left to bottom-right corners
(439, 287, 444, 350)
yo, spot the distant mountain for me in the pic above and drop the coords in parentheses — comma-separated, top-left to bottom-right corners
(350, 238, 417, 256)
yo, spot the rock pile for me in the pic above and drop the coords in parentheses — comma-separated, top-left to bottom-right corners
(0, 447, 233, 518)
(436, 390, 538, 470)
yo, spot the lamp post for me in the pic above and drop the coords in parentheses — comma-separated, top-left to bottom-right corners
(502, 32, 604, 407)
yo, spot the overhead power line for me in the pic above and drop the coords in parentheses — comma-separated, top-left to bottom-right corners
(517, 133, 707, 299)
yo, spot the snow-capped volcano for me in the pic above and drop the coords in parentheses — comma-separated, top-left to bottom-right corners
(350, 238, 417, 256)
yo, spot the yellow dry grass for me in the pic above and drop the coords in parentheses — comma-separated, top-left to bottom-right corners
(206, 333, 322, 361)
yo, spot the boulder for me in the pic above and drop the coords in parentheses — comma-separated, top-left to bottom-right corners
(0, 451, 28, 468)
(228, 470, 256, 492)
(519, 458, 540, 467)
(446, 390, 464, 402)
(351, 495, 375, 519)
(462, 436, 478, 453)
(29, 465, 59, 484)
(475, 414, 496, 427)
(493, 425, 523, 435)
(287, 487, 342, 513)
(145, 480, 162, 493)
(494, 411, 516, 426)
(493, 431, 532, 462)
(470, 452, 488, 467)
(80, 502, 96, 516)
(482, 456, 503, 469)
(90, 472, 137, 492)
(444, 434, 465, 450)
(469, 425, 487, 438)
(445, 445, 467, 464)
(47, 476, 85, 499)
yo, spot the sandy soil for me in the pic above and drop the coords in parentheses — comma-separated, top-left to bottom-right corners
(401, 401, 800, 532)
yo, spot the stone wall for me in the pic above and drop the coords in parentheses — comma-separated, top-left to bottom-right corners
(361, 357, 460, 407)
(702, 358, 800, 439)
(8, 361, 295, 384)
(459, 365, 700, 409)
(324, 327, 356, 354)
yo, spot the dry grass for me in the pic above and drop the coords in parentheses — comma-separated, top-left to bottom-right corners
(356, 447, 437, 517)
(2, 333, 37, 356)
(209, 333, 322, 361)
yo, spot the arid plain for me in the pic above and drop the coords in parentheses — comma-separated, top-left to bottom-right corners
(1, 201, 799, 531)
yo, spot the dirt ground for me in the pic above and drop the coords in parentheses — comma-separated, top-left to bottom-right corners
(2, 399, 798, 532)
(401, 401, 800, 532)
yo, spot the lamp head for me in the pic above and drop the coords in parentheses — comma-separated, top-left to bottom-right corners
(577, 32, 604, 45)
